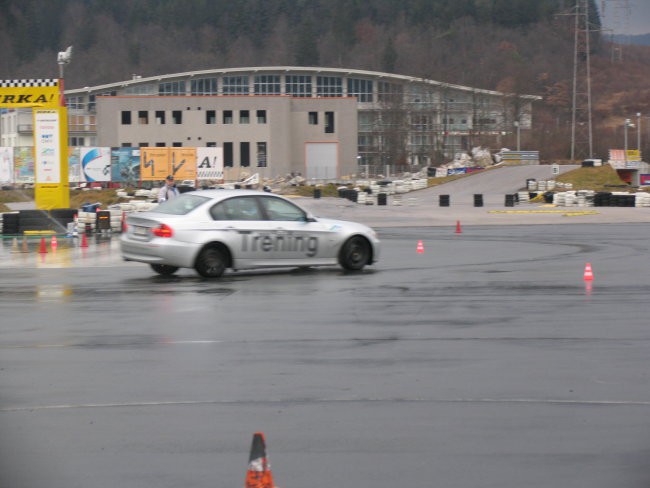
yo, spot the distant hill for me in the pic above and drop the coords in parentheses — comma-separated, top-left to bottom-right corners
(613, 33, 650, 46)
(4, 0, 650, 161)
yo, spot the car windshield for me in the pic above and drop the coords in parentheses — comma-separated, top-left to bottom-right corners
(154, 194, 210, 215)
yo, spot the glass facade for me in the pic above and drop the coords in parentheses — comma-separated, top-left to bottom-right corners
(285, 75, 312, 97)
(348, 78, 373, 102)
(223, 76, 249, 95)
(316, 76, 343, 97)
(254, 75, 281, 95)
(191, 78, 218, 95)
(159, 81, 186, 96)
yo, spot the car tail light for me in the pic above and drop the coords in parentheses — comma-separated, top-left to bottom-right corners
(152, 223, 173, 238)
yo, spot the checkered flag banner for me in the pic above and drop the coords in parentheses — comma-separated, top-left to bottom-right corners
(0, 79, 59, 87)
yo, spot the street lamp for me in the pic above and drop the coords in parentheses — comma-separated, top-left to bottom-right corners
(57, 46, 72, 106)
(637, 112, 642, 154)
(57, 45, 73, 79)
(513, 120, 520, 151)
(624, 118, 634, 162)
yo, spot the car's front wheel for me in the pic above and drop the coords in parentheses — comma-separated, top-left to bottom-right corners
(338, 236, 371, 271)
(195, 247, 226, 278)
(150, 263, 179, 276)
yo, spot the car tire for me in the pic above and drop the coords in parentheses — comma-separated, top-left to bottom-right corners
(338, 236, 370, 271)
(195, 247, 226, 278)
(150, 263, 179, 276)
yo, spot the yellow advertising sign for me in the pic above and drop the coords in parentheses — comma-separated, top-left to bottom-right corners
(0, 79, 61, 108)
(626, 149, 641, 161)
(140, 147, 171, 181)
(33, 107, 70, 209)
(170, 148, 197, 180)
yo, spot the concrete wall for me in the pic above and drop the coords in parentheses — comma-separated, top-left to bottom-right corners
(96, 95, 357, 180)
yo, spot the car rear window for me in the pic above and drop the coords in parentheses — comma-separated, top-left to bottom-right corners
(155, 194, 210, 215)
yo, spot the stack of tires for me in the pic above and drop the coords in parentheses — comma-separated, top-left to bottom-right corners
(50, 208, 77, 232)
(17, 210, 58, 234)
(1, 212, 19, 235)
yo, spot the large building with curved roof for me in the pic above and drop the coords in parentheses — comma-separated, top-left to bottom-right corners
(3, 66, 540, 180)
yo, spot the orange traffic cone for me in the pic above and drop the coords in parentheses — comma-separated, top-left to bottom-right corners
(121, 211, 127, 233)
(583, 263, 594, 281)
(80, 232, 88, 248)
(416, 240, 424, 254)
(38, 237, 47, 254)
(11, 237, 18, 253)
(51, 235, 58, 250)
(455, 220, 462, 234)
(21, 236, 28, 253)
(245, 432, 275, 488)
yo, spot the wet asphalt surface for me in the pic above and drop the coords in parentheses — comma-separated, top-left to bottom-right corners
(2, 220, 650, 488)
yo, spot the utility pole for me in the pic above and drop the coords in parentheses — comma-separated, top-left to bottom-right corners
(571, 0, 593, 161)
(602, 0, 631, 62)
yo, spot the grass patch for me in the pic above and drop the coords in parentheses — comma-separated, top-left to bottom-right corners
(554, 165, 634, 192)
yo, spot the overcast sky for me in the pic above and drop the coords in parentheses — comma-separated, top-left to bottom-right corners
(599, 0, 650, 35)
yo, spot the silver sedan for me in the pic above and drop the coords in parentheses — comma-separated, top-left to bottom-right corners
(120, 189, 380, 277)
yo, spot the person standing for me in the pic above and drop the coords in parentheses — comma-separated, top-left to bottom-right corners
(158, 175, 178, 202)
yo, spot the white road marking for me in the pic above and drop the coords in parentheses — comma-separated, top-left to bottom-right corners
(3, 397, 650, 412)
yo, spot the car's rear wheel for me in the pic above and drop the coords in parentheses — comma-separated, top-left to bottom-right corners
(150, 263, 179, 276)
(338, 236, 370, 271)
(195, 247, 226, 278)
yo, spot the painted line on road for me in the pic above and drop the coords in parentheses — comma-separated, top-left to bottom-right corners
(0, 339, 224, 349)
(488, 209, 599, 216)
(4, 397, 650, 413)
(3, 336, 650, 350)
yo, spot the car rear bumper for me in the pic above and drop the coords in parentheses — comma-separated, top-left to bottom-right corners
(120, 236, 198, 268)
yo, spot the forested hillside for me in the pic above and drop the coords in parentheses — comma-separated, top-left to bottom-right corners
(1, 0, 648, 160)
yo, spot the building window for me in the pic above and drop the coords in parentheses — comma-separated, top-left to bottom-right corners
(121, 142, 132, 147)
(224, 142, 233, 167)
(121, 111, 131, 125)
(325, 112, 335, 133)
(139, 142, 149, 147)
(285, 75, 312, 97)
(412, 114, 434, 130)
(254, 75, 281, 95)
(159, 80, 186, 96)
(257, 110, 267, 123)
(191, 77, 218, 95)
(223, 76, 249, 95)
(348, 78, 373, 102)
(124, 83, 156, 95)
(223, 110, 233, 124)
(308, 112, 318, 125)
(67, 96, 84, 110)
(172, 142, 182, 147)
(240, 110, 250, 124)
(207, 142, 217, 147)
(206, 110, 216, 124)
(138, 111, 148, 124)
(155, 111, 166, 124)
(378, 81, 403, 104)
(156, 142, 165, 147)
(240, 142, 250, 167)
(172, 111, 182, 124)
(316, 76, 343, 97)
(257, 142, 267, 167)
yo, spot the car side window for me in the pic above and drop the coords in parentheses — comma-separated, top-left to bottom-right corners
(260, 196, 307, 221)
(210, 197, 262, 221)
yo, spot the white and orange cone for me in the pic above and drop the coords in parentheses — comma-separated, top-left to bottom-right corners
(416, 240, 424, 254)
(245, 432, 275, 488)
(583, 263, 594, 281)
